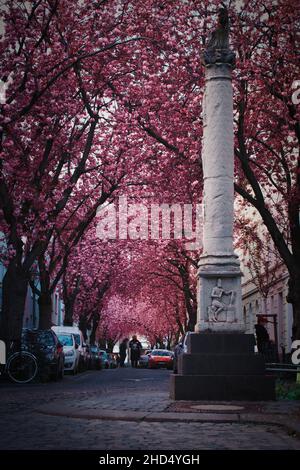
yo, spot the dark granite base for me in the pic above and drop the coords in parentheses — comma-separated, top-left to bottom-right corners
(186, 332, 256, 354)
(178, 353, 265, 375)
(170, 333, 276, 401)
(170, 374, 276, 401)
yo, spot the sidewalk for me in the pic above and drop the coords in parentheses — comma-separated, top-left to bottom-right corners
(36, 388, 300, 438)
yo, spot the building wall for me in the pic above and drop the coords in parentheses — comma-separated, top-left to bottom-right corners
(51, 290, 65, 327)
(0, 262, 65, 329)
(242, 270, 293, 353)
(236, 198, 294, 355)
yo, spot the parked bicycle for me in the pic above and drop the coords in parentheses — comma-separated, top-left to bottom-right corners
(3, 341, 38, 384)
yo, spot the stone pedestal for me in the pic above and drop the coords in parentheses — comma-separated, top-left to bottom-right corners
(197, 259, 244, 332)
(170, 333, 275, 401)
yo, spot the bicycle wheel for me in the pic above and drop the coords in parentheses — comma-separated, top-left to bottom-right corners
(7, 351, 38, 384)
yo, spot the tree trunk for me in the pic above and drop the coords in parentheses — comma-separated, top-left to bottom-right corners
(0, 261, 28, 345)
(174, 329, 181, 345)
(63, 297, 74, 326)
(37, 257, 53, 330)
(155, 337, 164, 349)
(107, 339, 115, 353)
(175, 304, 185, 337)
(62, 274, 81, 326)
(38, 291, 53, 330)
(98, 338, 107, 350)
(79, 316, 88, 341)
(89, 313, 100, 346)
(184, 289, 197, 331)
(186, 306, 197, 331)
(178, 264, 197, 332)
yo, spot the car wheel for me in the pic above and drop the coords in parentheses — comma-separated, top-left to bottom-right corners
(52, 359, 63, 381)
(50, 366, 59, 382)
(79, 358, 84, 372)
(40, 367, 50, 383)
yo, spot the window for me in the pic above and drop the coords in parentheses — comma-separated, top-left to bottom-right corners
(36, 331, 55, 346)
(151, 350, 173, 357)
(57, 334, 73, 347)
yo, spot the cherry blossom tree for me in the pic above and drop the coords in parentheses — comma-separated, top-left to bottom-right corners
(231, 0, 300, 339)
(95, 239, 196, 343)
(127, 0, 300, 338)
(1, 0, 299, 344)
(0, 0, 202, 343)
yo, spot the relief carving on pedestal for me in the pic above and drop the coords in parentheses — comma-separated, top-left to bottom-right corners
(207, 278, 236, 322)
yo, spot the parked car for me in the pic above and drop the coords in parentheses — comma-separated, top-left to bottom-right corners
(90, 346, 102, 370)
(139, 350, 151, 368)
(52, 326, 86, 371)
(22, 329, 64, 381)
(99, 350, 110, 369)
(56, 332, 80, 374)
(148, 349, 174, 369)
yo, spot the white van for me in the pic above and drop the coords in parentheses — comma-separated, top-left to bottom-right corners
(52, 326, 86, 370)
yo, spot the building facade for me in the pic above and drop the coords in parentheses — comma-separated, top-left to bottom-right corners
(0, 262, 65, 330)
(241, 263, 294, 355)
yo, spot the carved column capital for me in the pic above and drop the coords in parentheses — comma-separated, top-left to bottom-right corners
(202, 48, 236, 68)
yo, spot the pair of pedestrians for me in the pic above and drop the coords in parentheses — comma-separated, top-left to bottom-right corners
(119, 335, 142, 368)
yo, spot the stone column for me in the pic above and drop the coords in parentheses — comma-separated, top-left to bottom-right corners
(196, 9, 244, 333)
(170, 8, 275, 401)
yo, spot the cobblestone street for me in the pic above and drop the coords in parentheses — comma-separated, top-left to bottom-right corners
(0, 367, 300, 450)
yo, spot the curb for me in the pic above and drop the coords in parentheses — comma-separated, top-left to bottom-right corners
(35, 405, 300, 438)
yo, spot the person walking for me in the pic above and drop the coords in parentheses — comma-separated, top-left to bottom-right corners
(255, 316, 270, 353)
(129, 335, 142, 368)
(119, 338, 128, 367)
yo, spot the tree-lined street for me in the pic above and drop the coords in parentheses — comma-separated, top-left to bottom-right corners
(0, 0, 300, 455)
(0, 0, 299, 348)
(0, 368, 300, 450)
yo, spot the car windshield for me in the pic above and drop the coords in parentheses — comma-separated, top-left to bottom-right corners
(22, 330, 55, 346)
(58, 334, 73, 346)
(151, 350, 172, 357)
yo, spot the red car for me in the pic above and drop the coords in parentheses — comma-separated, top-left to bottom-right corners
(148, 349, 174, 369)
